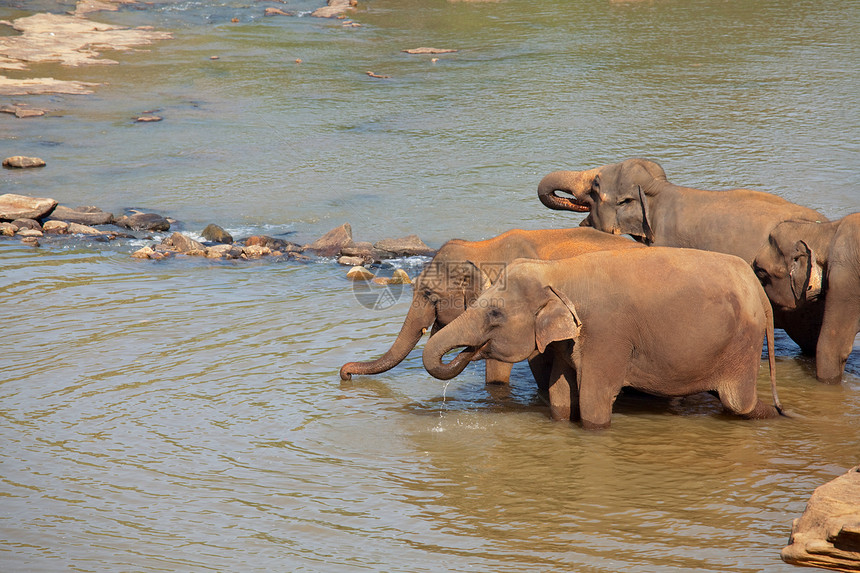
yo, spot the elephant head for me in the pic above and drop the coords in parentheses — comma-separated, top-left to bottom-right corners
(537, 159, 669, 244)
(423, 272, 582, 381)
(752, 221, 831, 311)
(340, 253, 492, 381)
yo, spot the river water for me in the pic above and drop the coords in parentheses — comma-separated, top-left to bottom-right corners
(1, 1, 858, 571)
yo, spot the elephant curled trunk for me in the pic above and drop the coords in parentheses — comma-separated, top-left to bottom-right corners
(537, 170, 596, 212)
(340, 296, 436, 380)
(422, 317, 487, 380)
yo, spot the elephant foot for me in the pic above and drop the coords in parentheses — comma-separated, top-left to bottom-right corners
(740, 399, 781, 420)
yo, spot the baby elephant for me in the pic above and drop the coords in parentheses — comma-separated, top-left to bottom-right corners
(423, 248, 784, 429)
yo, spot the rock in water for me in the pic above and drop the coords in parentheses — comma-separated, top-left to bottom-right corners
(202, 223, 233, 244)
(0, 194, 57, 220)
(2, 156, 46, 168)
(115, 212, 170, 232)
(49, 205, 114, 225)
(305, 223, 354, 257)
(782, 465, 860, 571)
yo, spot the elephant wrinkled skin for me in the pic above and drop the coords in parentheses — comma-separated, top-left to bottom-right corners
(423, 248, 783, 430)
(753, 213, 860, 383)
(340, 228, 642, 385)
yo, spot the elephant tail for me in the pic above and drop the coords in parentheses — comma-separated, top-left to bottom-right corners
(762, 289, 784, 414)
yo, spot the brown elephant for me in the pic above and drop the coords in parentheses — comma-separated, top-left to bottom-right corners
(537, 158, 826, 265)
(340, 227, 643, 385)
(537, 158, 829, 359)
(423, 248, 783, 430)
(753, 213, 860, 383)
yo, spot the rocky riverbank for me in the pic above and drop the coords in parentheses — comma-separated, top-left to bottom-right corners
(0, 192, 435, 281)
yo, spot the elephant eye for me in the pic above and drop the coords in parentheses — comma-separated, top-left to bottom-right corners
(752, 263, 770, 283)
(617, 197, 634, 206)
(487, 308, 505, 326)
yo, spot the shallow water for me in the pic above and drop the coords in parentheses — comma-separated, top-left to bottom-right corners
(1, 1, 858, 571)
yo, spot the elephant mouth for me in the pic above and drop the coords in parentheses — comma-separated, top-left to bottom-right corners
(539, 189, 591, 213)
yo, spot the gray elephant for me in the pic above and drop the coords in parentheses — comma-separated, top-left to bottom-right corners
(753, 213, 860, 383)
(340, 227, 643, 385)
(537, 158, 826, 265)
(423, 248, 783, 430)
(537, 158, 831, 362)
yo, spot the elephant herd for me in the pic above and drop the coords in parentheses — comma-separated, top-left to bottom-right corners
(341, 158, 859, 429)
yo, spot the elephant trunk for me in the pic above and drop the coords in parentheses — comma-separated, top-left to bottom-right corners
(340, 296, 436, 380)
(422, 316, 486, 380)
(537, 170, 597, 212)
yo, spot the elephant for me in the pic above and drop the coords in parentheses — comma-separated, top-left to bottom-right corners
(340, 227, 643, 385)
(753, 213, 860, 383)
(537, 158, 826, 265)
(423, 248, 784, 430)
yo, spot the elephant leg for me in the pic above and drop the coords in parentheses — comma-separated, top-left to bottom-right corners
(528, 352, 554, 393)
(776, 304, 824, 356)
(576, 353, 625, 430)
(484, 359, 513, 385)
(547, 357, 578, 422)
(815, 288, 860, 384)
(717, 370, 780, 420)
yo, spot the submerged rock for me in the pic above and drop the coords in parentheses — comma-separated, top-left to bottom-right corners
(0, 194, 57, 221)
(244, 235, 301, 252)
(782, 465, 860, 571)
(312, 0, 356, 18)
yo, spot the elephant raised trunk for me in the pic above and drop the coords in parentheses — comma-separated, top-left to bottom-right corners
(340, 296, 436, 380)
(537, 170, 596, 212)
(422, 316, 487, 380)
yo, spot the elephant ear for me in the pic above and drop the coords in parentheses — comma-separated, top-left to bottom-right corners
(637, 185, 655, 244)
(535, 286, 583, 353)
(790, 240, 823, 302)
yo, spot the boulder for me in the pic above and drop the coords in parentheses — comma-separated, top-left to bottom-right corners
(244, 235, 301, 252)
(49, 205, 114, 225)
(341, 241, 387, 263)
(305, 223, 354, 257)
(42, 220, 69, 234)
(338, 255, 366, 267)
(0, 194, 57, 221)
(131, 246, 169, 260)
(202, 223, 233, 244)
(16, 228, 42, 238)
(373, 235, 435, 257)
(67, 222, 104, 235)
(0, 222, 17, 236)
(162, 232, 205, 253)
(242, 244, 271, 258)
(2, 156, 46, 168)
(782, 465, 860, 571)
(20, 236, 39, 247)
(346, 266, 374, 281)
(115, 212, 170, 232)
(205, 244, 244, 259)
(10, 218, 41, 231)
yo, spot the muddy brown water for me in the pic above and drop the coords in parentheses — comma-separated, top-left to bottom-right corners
(1, 1, 858, 571)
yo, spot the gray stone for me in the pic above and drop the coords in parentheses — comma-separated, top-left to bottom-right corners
(202, 223, 233, 244)
(0, 193, 57, 221)
(49, 205, 114, 226)
(782, 465, 860, 571)
(10, 218, 41, 231)
(115, 212, 170, 232)
(304, 223, 354, 257)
